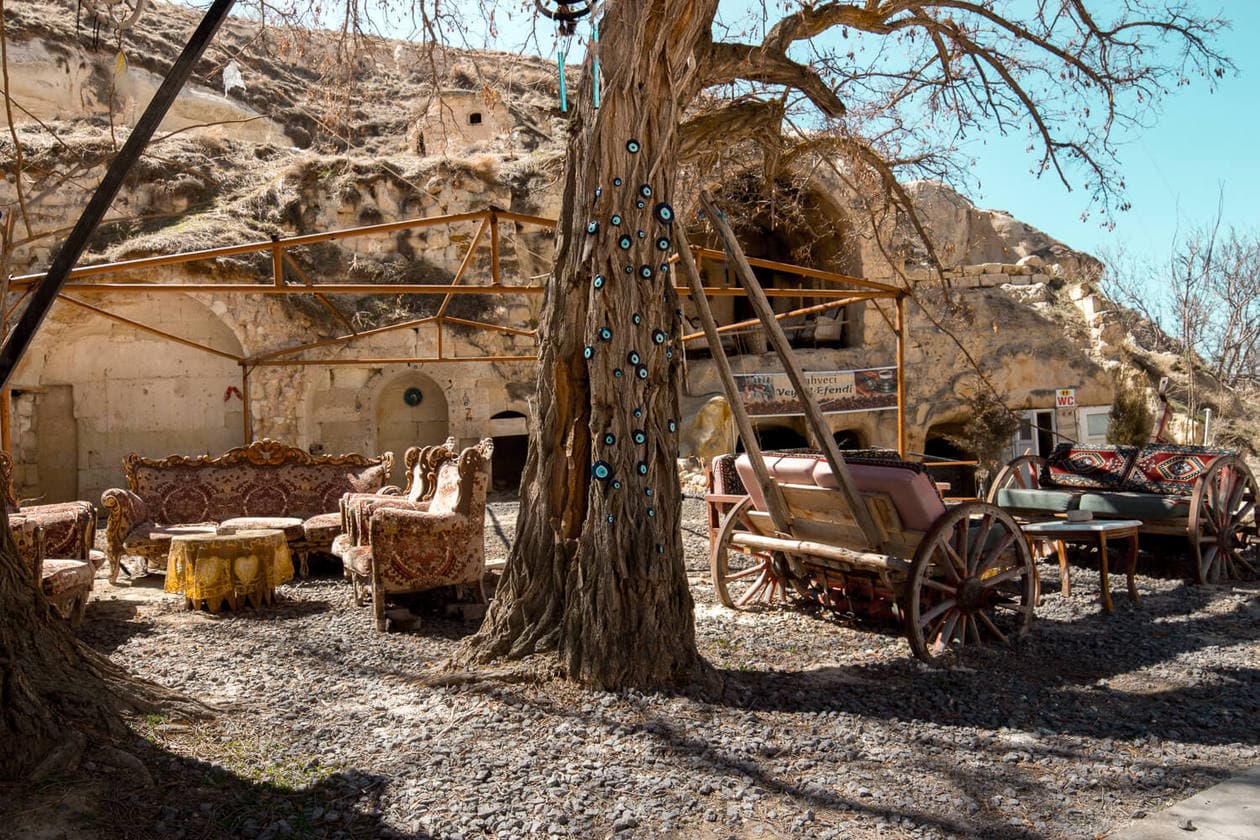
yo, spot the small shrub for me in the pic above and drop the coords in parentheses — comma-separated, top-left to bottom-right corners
(1107, 372, 1153, 445)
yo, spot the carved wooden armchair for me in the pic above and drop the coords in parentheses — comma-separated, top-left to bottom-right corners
(331, 438, 458, 559)
(341, 440, 492, 631)
(11, 515, 95, 626)
(0, 451, 100, 572)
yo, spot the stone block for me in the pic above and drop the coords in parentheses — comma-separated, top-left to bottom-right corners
(979, 274, 1006, 287)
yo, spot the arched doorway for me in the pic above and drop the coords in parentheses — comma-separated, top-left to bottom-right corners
(924, 425, 978, 498)
(375, 372, 449, 487)
(488, 410, 528, 493)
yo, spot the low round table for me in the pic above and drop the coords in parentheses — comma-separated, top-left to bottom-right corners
(165, 529, 294, 613)
(1021, 518, 1143, 612)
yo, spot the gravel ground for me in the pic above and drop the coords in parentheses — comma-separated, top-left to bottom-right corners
(15, 495, 1258, 840)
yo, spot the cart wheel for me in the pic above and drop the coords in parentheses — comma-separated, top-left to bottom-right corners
(986, 455, 1046, 502)
(1190, 455, 1257, 584)
(710, 496, 796, 609)
(905, 503, 1036, 664)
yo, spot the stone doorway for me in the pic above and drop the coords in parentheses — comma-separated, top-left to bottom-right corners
(375, 373, 450, 488)
(488, 410, 528, 494)
(35, 385, 78, 504)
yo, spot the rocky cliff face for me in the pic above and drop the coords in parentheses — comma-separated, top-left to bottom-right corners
(1, 0, 1246, 503)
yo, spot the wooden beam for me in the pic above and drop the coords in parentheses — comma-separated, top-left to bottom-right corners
(897, 295, 908, 458)
(8, 282, 547, 295)
(681, 295, 865, 342)
(700, 192, 885, 552)
(57, 295, 243, 361)
(689, 246, 904, 293)
(435, 217, 489, 320)
(673, 225, 793, 534)
(251, 355, 536, 366)
(0, 0, 238, 386)
(731, 532, 910, 574)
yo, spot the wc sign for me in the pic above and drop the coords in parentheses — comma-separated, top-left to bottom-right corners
(1055, 388, 1077, 408)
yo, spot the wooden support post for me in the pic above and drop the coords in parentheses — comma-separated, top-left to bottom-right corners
(241, 365, 252, 444)
(700, 192, 885, 551)
(0, 388, 10, 454)
(271, 236, 284, 287)
(489, 209, 501, 286)
(673, 227, 792, 534)
(897, 294, 907, 459)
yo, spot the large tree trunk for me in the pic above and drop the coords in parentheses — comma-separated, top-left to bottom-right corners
(0, 512, 204, 779)
(462, 0, 718, 688)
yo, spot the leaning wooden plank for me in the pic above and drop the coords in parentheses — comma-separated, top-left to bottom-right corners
(699, 192, 885, 552)
(730, 532, 911, 574)
(674, 226, 792, 534)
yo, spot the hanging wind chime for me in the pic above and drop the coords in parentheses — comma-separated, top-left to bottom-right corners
(534, 0, 600, 111)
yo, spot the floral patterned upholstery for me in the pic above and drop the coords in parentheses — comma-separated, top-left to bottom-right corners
(0, 452, 98, 570)
(101, 439, 393, 583)
(342, 440, 492, 632)
(11, 515, 93, 626)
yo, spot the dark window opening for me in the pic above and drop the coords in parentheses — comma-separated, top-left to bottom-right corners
(468, 112, 483, 126)
(923, 431, 977, 498)
(833, 429, 863, 449)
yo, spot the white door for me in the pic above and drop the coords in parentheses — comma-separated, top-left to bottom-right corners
(1008, 409, 1057, 461)
(1077, 406, 1111, 446)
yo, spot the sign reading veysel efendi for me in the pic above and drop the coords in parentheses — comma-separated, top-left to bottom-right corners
(733, 367, 899, 416)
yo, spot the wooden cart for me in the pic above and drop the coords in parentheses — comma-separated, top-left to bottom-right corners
(681, 194, 1036, 664)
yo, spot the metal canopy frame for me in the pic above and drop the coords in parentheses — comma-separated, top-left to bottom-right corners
(5, 205, 905, 444)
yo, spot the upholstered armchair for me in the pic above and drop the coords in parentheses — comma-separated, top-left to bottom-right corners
(342, 441, 492, 631)
(0, 452, 100, 572)
(11, 515, 95, 626)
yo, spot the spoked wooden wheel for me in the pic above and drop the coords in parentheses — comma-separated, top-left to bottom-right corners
(710, 496, 799, 609)
(1190, 455, 1257, 584)
(905, 502, 1036, 664)
(986, 455, 1046, 500)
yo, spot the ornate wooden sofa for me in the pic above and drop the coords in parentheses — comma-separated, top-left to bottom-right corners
(337, 440, 492, 631)
(989, 443, 1257, 583)
(0, 450, 100, 572)
(101, 439, 394, 582)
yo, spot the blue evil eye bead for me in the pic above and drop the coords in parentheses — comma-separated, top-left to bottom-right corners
(639, 184, 653, 198)
(613, 177, 623, 187)
(627, 351, 640, 365)
(653, 202, 674, 224)
(632, 313, 642, 325)
(611, 479, 622, 490)
(656, 544, 664, 554)
(594, 187, 602, 200)
(659, 263, 670, 274)
(586, 220, 600, 235)
(613, 368, 624, 378)
(626, 139, 641, 153)
(618, 234, 632, 250)
(652, 329, 666, 344)
(639, 264, 653, 279)
(656, 237, 671, 251)
(607, 514, 615, 523)
(583, 346, 594, 359)
(647, 508, 656, 518)
(592, 460, 612, 481)
(603, 432, 616, 446)
(666, 348, 673, 360)
(624, 264, 634, 274)
(632, 429, 646, 445)
(645, 487, 653, 497)
(636, 366, 648, 379)
(598, 326, 613, 341)
(593, 274, 606, 289)
(667, 419, 677, 433)
(610, 214, 622, 226)
(636, 200, 646, 209)
(637, 230, 647, 239)
(633, 407, 643, 418)
(637, 462, 649, 476)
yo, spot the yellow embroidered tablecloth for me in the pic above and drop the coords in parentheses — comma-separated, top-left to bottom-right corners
(165, 529, 294, 613)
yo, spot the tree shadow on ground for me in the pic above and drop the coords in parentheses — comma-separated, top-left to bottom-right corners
(0, 735, 423, 840)
(712, 582, 1259, 747)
